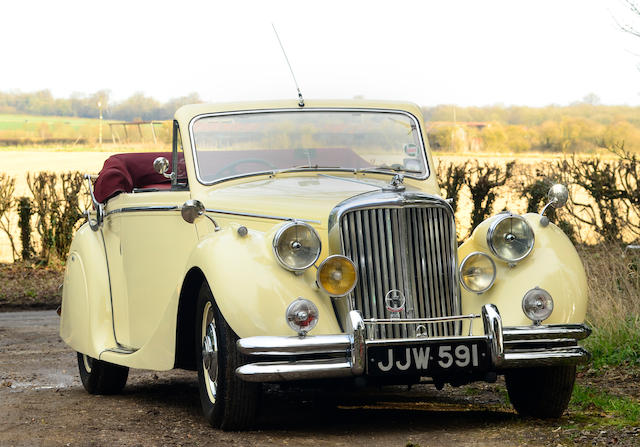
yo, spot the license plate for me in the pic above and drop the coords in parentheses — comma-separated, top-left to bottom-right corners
(367, 340, 490, 376)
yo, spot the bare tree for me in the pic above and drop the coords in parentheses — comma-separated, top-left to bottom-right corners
(616, 0, 640, 38)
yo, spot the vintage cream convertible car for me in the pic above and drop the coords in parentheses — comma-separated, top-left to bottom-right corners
(60, 100, 590, 430)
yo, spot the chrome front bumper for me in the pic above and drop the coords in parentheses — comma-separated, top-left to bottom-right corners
(235, 304, 591, 382)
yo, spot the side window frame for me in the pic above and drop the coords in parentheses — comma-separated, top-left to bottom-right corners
(172, 120, 187, 190)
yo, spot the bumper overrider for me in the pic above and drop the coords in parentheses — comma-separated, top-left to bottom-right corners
(235, 304, 591, 382)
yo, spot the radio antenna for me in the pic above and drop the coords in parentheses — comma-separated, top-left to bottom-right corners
(272, 23, 304, 107)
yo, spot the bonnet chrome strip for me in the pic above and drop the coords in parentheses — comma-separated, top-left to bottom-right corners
(205, 208, 321, 224)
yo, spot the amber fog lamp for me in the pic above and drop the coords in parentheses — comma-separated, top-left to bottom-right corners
(273, 222, 321, 272)
(317, 255, 357, 296)
(460, 252, 496, 294)
(522, 287, 554, 324)
(487, 214, 535, 263)
(286, 298, 319, 335)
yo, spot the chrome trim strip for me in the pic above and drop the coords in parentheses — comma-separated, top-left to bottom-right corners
(105, 206, 179, 217)
(104, 204, 320, 224)
(503, 324, 592, 341)
(238, 335, 350, 356)
(99, 227, 122, 350)
(188, 108, 430, 187)
(501, 347, 591, 367)
(363, 314, 480, 325)
(204, 208, 321, 224)
(365, 335, 488, 347)
(236, 359, 353, 382)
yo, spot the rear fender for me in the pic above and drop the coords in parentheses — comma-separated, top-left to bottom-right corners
(60, 224, 117, 357)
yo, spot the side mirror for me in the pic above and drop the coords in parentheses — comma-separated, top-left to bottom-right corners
(153, 157, 172, 179)
(540, 184, 569, 226)
(547, 184, 568, 209)
(181, 199, 205, 223)
(181, 200, 221, 231)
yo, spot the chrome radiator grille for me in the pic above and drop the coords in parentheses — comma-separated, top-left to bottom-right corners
(340, 205, 460, 339)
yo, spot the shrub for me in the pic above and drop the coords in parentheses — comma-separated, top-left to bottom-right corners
(0, 174, 18, 261)
(17, 197, 33, 261)
(465, 161, 515, 236)
(27, 171, 87, 263)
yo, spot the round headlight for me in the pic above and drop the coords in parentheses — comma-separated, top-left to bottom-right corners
(522, 287, 554, 323)
(460, 252, 496, 294)
(487, 214, 534, 263)
(317, 255, 357, 296)
(286, 298, 319, 334)
(273, 222, 321, 271)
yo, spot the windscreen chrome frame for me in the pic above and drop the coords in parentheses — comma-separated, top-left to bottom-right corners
(188, 108, 430, 186)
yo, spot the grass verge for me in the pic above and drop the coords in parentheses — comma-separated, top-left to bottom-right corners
(570, 384, 640, 427)
(0, 262, 63, 310)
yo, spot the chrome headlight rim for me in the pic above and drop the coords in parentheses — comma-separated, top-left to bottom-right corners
(459, 251, 497, 294)
(316, 254, 358, 297)
(272, 221, 322, 272)
(486, 213, 535, 263)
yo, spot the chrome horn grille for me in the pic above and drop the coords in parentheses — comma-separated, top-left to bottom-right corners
(339, 201, 460, 339)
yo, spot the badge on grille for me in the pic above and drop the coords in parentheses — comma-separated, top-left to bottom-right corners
(385, 289, 406, 313)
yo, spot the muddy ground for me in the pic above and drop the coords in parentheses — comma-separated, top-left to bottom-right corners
(0, 311, 637, 447)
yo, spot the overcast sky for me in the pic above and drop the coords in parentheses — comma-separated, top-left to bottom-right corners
(2, 0, 639, 107)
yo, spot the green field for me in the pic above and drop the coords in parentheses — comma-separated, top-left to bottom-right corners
(0, 114, 107, 131)
(0, 113, 171, 148)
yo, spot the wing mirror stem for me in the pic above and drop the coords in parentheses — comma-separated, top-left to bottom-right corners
(153, 157, 176, 181)
(181, 200, 220, 231)
(540, 184, 569, 227)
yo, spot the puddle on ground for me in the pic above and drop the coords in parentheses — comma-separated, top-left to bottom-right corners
(1, 371, 78, 391)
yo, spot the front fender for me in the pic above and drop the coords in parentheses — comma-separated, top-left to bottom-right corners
(186, 225, 342, 338)
(60, 224, 116, 357)
(459, 213, 588, 333)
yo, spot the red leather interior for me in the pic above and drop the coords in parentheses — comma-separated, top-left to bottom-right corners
(94, 152, 184, 203)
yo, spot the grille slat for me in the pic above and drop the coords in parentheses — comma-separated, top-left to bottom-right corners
(341, 204, 458, 340)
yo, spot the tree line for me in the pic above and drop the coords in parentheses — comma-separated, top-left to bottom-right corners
(423, 97, 640, 153)
(0, 89, 202, 121)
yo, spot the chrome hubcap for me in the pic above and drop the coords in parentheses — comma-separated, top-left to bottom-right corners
(202, 303, 218, 401)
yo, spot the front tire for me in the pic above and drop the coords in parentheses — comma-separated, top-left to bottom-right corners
(195, 282, 260, 430)
(505, 365, 576, 418)
(77, 352, 129, 395)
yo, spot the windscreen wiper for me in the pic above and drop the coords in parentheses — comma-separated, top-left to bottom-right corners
(354, 165, 422, 175)
(273, 165, 343, 175)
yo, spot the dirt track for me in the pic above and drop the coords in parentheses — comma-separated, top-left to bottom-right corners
(0, 311, 635, 447)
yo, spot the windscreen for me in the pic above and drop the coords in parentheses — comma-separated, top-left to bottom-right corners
(191, 110, 428, 183)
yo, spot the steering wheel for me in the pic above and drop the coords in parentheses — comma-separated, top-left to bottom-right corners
(212, 158, 278, 178)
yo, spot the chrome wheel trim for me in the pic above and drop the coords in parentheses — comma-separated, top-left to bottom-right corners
(201, 302, 218, 403)
(83, 354, 93, 373)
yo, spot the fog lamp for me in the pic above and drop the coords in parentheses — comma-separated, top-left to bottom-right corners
(522, 287, 554, 324)
(286, 298, 319, 335)
(460, 252, 496, 294)
(317, 255, 357, 296)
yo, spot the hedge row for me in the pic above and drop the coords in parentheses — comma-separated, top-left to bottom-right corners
(0, 151, 638, 264)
